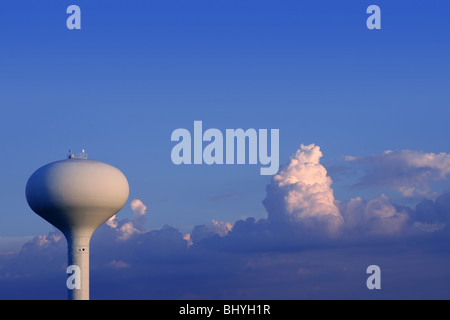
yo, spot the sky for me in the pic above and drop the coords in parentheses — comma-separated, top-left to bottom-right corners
(1, 0, 450, 299)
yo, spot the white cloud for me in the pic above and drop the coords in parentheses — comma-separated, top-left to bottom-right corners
(117, 221, 140, 241)
(183, 233, 193, 247)
(106, 215, 119, 229)
(130, 199, 148, 232)
(211, 220, 233, 236)
(31, 233, 63, 248)
(345, 149, 450, 197)
(107, 199, 149, 240)
(131, 199, 147, 217)
(339, 194, 409, 236)
(189, 220, 234, 245)
(264, 144, 343, 236)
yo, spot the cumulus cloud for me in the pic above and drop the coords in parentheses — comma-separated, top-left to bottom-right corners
(183, 233, 193, 247)
(211, 220, 233, 236)
(263, 144, 343, 236)
(116, 221, 141, 241)
(188, 220, 233, 245)
(263, 144, 446, 239)
(0, 230, 66, 284)
(130, 199, 148, 232)
(345, 149, 450, 197)
(107, 199, 149, 240)
(338, 194, 410, 237)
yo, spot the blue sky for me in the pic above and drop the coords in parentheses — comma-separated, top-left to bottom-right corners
(1, 0, 450, 299)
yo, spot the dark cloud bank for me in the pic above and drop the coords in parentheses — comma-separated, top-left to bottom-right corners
(1, 145, 450, 299)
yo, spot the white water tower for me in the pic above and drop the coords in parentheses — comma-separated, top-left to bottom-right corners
(25, 150, 129, 300)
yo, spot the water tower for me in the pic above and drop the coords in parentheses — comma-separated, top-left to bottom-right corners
(25, 150, 129, 300)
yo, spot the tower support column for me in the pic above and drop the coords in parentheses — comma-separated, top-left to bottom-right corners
(67, 234, 91, 300)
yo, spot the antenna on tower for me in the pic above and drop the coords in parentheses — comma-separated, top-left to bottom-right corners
(68, 149, 88, 159)
(79, 149, 88, 159)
